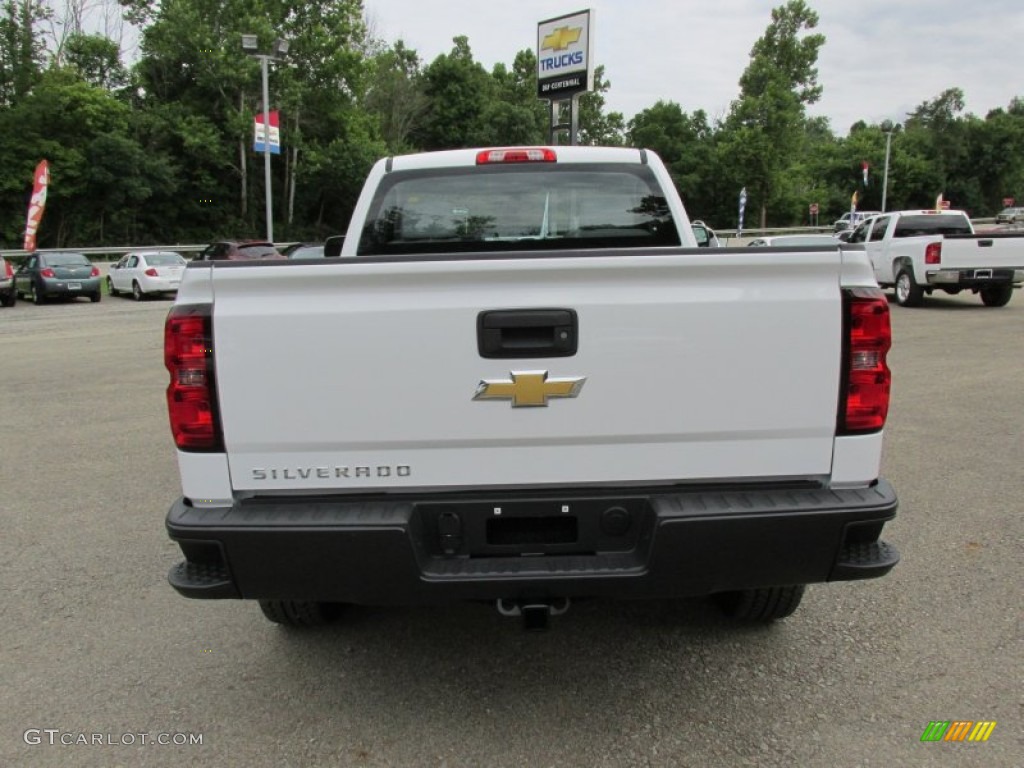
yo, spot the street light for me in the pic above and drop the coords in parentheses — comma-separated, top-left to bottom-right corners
(242, 34, 289, 244)
(880, 120, 895, 213)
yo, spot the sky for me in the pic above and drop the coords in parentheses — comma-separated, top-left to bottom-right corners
(363, 0, 1024, 135)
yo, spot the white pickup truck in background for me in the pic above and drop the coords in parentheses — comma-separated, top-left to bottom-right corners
(847, 209, 1024, 307)
(163, 146, 899, 631)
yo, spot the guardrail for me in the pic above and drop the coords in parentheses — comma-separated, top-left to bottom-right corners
(0, 218, 1001, 260)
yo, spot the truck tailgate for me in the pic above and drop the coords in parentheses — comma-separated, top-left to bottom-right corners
(940, 234, 1024, 269)
(207, 249, 844, 491)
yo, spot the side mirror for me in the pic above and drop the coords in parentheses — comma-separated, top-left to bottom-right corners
(691, 225, 710, 247)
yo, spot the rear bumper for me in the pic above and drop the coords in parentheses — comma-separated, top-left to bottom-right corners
(926, 267, 1024, 287)
(166, 480, 899, 605)
(140, 276, 181, 293)
(40, 277, 101, 296)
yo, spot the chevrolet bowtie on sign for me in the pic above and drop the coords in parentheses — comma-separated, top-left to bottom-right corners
(474, 371, 586, 408)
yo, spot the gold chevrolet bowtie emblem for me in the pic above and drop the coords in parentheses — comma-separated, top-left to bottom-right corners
(474, 371, 586, 408)
(541, 26, 582, 52)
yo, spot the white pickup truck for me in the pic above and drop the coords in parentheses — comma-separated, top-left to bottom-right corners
(847, 209, 1024, 307)
(163, 146, 899, 630)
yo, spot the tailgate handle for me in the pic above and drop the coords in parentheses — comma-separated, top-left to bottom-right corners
(977, 239, 993, 247)
(478, 309, 578, 359)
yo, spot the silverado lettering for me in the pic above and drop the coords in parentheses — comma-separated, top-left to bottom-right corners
(251, 466, 412, 481)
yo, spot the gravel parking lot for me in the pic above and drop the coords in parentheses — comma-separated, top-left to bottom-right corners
(1, 290, 1021, 767)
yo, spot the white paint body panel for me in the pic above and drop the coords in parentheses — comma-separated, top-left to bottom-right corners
(202, 250, 846, 492)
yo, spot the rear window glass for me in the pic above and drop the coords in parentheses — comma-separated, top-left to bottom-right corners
(893, 215, 972, 237)
(357, 164, 680, 256)
(147, 253, 186, 266)
(237, 245, 280, 258)
(45, 253, 89, 266)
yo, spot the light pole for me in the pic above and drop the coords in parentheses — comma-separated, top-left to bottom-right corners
(880, 120, 895, 213)
(242, 34, 289, 244)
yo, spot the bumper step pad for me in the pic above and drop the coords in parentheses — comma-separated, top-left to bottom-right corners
(168, 560, 238, 599)
(831, 540, 900, 581)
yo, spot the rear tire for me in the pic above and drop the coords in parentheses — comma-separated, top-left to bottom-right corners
(0, 291, 13, 307)
(258, 600, 345, 627)
(894, 269, 924, 307)
(31, 282, 46, 305)
(132, 281, 144, 301)
(979, 284, 1013, 307)
(715, 585, 806, 621)
(90, 290, 101, 303)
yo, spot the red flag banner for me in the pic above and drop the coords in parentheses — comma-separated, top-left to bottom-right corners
(24, 160, 50, 252)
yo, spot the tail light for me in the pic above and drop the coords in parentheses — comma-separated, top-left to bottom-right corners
(90, 266, 101, 277)
(3, 261, 12, 279)
(165, 305, 222, 451)
(839, 288, 891, 433)
(476, 148, 557, 165)
(145, 268, 159, 277)
(925, 242, 941, 265)
(40, 267, 55, 278)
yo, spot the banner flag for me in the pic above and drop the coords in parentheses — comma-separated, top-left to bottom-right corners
(738, 187, 747, 237)
(23, 159, 49, 252)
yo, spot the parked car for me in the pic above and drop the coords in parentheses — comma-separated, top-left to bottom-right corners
(994, 207, 1024, 224)
(14, 252, 101, 304)
(0, 254, 15, 307)
(747, 234, 841, 247)
(833, 210, 881, 233)
(281, 242, 325, 259)
(108, 250, 187, 300)
(196, 240, 284, 261)
(691, 220, 721, 247)
(282, 235, 345, 259)
(324, 235, 345, 257)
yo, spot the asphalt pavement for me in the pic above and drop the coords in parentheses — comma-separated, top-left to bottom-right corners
(0, 289, 1021, 767)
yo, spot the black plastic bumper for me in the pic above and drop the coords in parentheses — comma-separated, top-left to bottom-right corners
(166, 480, 899, 604)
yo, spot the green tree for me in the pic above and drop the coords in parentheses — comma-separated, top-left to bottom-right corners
(0, 0, 48, 105)
(364, 40, 429, 153)
(576, 65, 625, 146)
(629, 101, 719, 217)
(64, 32, 128, 91)
(416, 36, 495, 150)
(721, 0, 825, 228)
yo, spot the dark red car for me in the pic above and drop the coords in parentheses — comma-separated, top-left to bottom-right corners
(196, 240, 284, 261)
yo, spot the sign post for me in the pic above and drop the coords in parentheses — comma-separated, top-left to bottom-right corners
(809, 202, 819, 227)
(537, 9, 594, 145)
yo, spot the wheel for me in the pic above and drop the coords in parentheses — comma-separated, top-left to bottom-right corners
(258, 600, 345, 627)
(714, 585, 806, 621)
(894, 269, 924, 307)
(31, 281, 46, 305)
(107, 276, 119, 296)
(90, 290, 101, 303)
(979, 284, 1013, 307)
(132, 281, 144, 301)
(0, 291, 14, 307)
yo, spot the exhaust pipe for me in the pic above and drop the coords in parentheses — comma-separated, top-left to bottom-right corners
(496, 597, 570, 631)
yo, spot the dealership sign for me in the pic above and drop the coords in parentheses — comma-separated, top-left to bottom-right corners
(536, 9, 594, 99)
